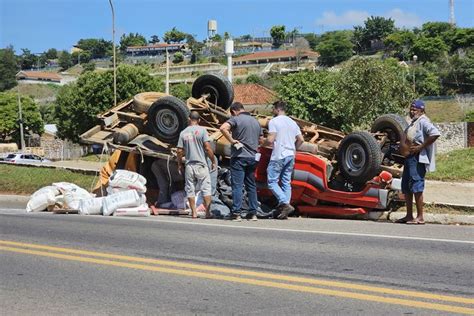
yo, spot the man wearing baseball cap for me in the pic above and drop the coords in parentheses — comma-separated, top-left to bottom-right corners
(397, 99, 440, 225)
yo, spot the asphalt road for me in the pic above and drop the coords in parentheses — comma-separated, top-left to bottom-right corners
(1, 209, 473, 315)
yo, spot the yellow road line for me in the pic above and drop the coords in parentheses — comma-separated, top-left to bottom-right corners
(0, 240, 472, 305)
(1, 245, 473, 315)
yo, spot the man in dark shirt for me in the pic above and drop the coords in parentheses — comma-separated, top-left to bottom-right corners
(220, 102, 262, 221)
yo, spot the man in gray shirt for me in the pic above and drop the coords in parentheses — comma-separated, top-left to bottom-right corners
(220, 102, 262, 221)
(177, 111, 216, 218)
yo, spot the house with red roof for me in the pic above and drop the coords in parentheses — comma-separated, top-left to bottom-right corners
(16, 71, 62, 83)
(233, 83, 278, 111)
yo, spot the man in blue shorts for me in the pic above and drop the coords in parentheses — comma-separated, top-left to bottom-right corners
(398, 100, 440, 225)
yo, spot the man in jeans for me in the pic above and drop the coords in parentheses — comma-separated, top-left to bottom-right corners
(264, 101, 304, 219)
(220, 102, 262, 222)
(177, 111, 216, 219)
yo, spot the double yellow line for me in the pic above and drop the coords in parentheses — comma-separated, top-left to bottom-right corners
(1, 240, 473, 314)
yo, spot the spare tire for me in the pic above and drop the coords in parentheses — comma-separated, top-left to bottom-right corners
(337, 131, 382, 184)
(133, 92, 168, 114)
(192, 73, 234, 110)
(371, 114, 409, 163)
(147, 96, 190, 144)
(370, 114, 408, 143)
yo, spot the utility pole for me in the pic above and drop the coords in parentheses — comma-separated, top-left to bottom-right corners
(17, 88, 26, 151)
(165, 47, 170, 94)
(109, 0, 117, 107)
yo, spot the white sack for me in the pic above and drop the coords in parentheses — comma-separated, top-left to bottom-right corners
(109, 170, 147, 193)
(113, 204, 150, 217)
(106, 186, 129, 196)
(78, 197, 105, 215)
(102, 190, 141, 216)
(31, 186, 60, 198)
(64, 190, 94, 210)
(26, 188, 57, 212)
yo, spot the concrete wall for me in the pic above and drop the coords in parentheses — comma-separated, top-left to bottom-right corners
(41, 138, 88, 160)
(434, 122, 468, 154)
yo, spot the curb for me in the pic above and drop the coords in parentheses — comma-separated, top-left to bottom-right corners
(1, 195, 473, 225)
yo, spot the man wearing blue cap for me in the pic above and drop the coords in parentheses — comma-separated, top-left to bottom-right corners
(397, 100, 440, 225)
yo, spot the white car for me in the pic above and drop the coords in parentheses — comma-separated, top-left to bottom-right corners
(4, 153, 51, 164)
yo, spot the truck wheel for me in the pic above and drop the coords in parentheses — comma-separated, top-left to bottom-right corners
(337, 131, 382, 184)
(192, 73, 234, 110)
(133, 92, 167, 114)
(371, 114, 408, 163)
(147, 96, 190, 144)
(371, 114, 408, 143)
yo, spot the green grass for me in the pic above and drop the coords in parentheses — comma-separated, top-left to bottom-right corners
(0, 164, 97, 195)
(12, 83, 61, 100)
(427, 148, 474, 182)
(78, 154, 110, 162)
(424, 99, 465, 123)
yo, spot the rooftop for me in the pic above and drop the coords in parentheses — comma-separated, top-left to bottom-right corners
(233, 83, 277, 106)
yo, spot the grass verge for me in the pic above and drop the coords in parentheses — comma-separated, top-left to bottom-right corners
(427, 148, 474, 181)
(0, 164, 97, 195)
(78, 154, 110, 162)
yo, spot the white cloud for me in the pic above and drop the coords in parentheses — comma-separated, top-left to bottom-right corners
(385, 8, 423, 28)
(315, 8, 422, 28)
(316, 10, 369, 26)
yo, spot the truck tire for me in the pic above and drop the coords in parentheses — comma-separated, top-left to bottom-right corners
(371, 114, 408, 163)
(133, 92, 167, 114)
(337, 131, 382, 184)
(192, 73, 234, 110)
(371, 114, 408, 143)
(147, 96, 190, 144)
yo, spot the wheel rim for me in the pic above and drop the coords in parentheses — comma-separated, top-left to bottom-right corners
(155, 109, 179, 134)
(344, 143, 366, 173)
(201, 84, 219, 105)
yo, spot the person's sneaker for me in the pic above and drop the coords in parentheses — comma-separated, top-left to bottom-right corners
(250, 214, 258, 221)
(277, 204, 294, 220)
(232, 215, 242, 222)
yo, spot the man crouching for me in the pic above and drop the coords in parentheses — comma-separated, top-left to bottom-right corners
(177, 111, 217, 218)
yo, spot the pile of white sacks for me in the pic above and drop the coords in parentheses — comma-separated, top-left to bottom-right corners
(26, 170, 150, 217)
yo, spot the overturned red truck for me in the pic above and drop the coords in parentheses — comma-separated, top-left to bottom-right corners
(81, 74, 408, 218)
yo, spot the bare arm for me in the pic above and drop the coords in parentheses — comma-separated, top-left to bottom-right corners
(262, 132, 276, 147)
(295, 134, 304, 150)
(219, 122, 238, 144)
(409, 135, 440, 154)
(204, 142, 216, 170)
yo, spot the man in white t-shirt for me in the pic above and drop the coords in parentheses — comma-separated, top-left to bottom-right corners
(263, 101, 304, 219)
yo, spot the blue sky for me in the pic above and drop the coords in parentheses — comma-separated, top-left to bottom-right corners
(1, 0, 473, 54)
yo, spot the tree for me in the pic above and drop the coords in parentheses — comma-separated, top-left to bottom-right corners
(210, 34, 222, 42)
(119, 32, 147, 52)
(294, 37, 310, 66)
(303, 33, 320, 50)
(149, 35, 160, 44)
(163, 27, 186, 43)
(246, 74, 264, 85)
(240, 34, 252, 41)
(58, 50, 72, 70)
(223, 32, 231, 40)
(270, 25, 286, 48)
(71, 50, 92, 65)
(353, 16, 395, 53)
(19, 48, 38, 70)
(170, 83, 191, 101)
(449, 28, 474, 52)
(421, 22, 453, 38)
(76, 38, 113, 59)
(44, 48, 58, 59)
(334, 58, 415, 131)
(412, 36, 448, 62)
(275, 71, 341, 128)
(384, 30, 416, 60)
(317, 31, 353, 66)
(54, 64, 163, 141)
(173, 52, 184, 64)
(185, 34, 196, 45)
(0, 92, 44, 142)
(0, 46, 19, 91)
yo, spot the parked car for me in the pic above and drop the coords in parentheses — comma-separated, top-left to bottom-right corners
(4, 153, 51, 164)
